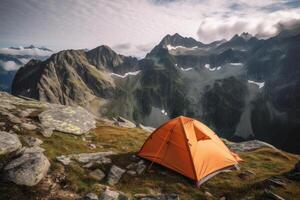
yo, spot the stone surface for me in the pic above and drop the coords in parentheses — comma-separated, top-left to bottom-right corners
(56, 151, 115, 166)
(56, 155, 72, 165)
(89, 169, 106, 181)
(8, 114, 22, 124)
(136, 160, 147, 175)
(138, 124, 155, 133)
(127, 170, 136, 176)
(85, 193, 99, 200)
(39, 106, 96, 135)
(71, 151, 115, 164)
(19, 146, 45, 154)
(134, 194, 179, 200)
(100, 187, 120, 200)
(21, 122, 38, 131)
(227, 140, 276, 152)
(0, 131, 22, 155)
(4, 152, 50, 186)
(113, 116, 136, 128)
(39, 126, 54, 137)
(22, 135, 43, 147)
(107, 165, 126, 185)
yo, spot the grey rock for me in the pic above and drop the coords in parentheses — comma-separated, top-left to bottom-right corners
(227, 140, 276, 152)
(264, 190, 285, 200)
(89, 169, 106, 181)
(19, 146, 45, 154)
(118, 192, 130, 200)
(22, 135, 43, 147)
(134, 194, 179, 200)
(18, 109, 37, 118)
(114, 117, 136, 128)
(138, 124, 155, 133)
(126, 163, 137, 170)
(85, 193, 99, 200)
(107, 165, 126, 185)
(56, 155, 72, 165)
(7, 113, 22, 124)
(4, 152, 50, 186)
(56, 151, 115, 166)
(39, 106, 96, 135)
(12, 125, 20, 132)
(136, 160, 147, 175)
(127, 170, 136, 176)
(71, 151, 115, 164)
(39, 126, 54, 137)
(21, 122, 37, 131)
(0, 131, 22, 155)
(100, 187, 119, 200)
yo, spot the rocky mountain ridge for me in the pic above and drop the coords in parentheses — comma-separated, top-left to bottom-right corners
(11, 27, 300, 154)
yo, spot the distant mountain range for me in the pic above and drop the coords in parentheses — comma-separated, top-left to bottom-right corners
(10, 27, 300, 153)
(0, 45, 53, 92)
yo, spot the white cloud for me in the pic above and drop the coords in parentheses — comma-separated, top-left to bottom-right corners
(0, 60, 20, 71)
(0, 0, 299, 57)
(0, 47, 52, 57)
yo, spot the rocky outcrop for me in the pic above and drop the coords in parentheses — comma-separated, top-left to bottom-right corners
(39, 106, 96, 135)
(4, 152, 50, 186)
(0, 131, 22, 155)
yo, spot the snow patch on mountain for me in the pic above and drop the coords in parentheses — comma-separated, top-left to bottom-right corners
(166, 45, 198, 51)
(110, 70, 141, 78)
(204, 64, 222, 71)
(248, 80, 265, 89)
(175, 64, 193, 72)
(230, 63, 243, 66)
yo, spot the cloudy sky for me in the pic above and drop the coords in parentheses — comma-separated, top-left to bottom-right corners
(0, 0, 300, 57)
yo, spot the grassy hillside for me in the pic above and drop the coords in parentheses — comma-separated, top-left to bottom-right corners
(0, 122, 299, 200)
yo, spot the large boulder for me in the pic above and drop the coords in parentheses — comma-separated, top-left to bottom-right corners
(39, 106, 96, 135)
(0, 131, 22, 156)
(4, 152, 50, 186)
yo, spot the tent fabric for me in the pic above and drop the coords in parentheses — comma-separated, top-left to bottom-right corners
(138, 116, 242, 184)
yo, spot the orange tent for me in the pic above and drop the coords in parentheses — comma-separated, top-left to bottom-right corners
(138, 116, 242, 186)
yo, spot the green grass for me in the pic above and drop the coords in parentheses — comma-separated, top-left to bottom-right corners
(0, 122, 299, 200)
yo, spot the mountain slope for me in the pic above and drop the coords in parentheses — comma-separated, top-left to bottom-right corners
(11, 28, 300, 153)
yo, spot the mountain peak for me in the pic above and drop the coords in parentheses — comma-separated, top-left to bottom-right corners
(231, 32, 254, 41)
(159, 33, 204, 49)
